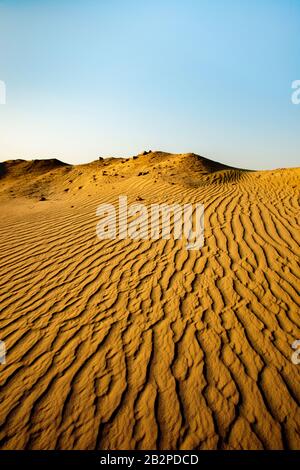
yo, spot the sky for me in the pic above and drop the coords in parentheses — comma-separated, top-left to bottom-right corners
(0, 0, 299, 169)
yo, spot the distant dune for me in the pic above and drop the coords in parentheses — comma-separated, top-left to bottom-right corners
(0, 151, 299, 449)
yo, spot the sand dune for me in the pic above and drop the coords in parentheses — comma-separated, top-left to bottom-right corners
(0, 151, 300, 450)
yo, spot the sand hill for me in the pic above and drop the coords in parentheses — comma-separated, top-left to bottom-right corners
(0, 151, 299, 449)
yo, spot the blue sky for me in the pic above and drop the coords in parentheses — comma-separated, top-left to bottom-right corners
(0, 0, 299, 169)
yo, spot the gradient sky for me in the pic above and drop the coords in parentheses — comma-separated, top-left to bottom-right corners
(0, 0, 299, 169)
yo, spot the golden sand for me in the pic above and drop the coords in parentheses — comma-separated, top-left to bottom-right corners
(0, 151, 299, 449)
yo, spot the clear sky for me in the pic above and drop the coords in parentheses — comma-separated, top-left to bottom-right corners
(0, 0, 299, 169)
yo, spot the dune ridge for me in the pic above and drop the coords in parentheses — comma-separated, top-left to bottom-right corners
(0, 151, 300, 449)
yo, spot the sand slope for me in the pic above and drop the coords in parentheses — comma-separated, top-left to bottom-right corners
(0, 151, 300, 450)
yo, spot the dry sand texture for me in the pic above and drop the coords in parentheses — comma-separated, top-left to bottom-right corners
(0, 151, 300, 449)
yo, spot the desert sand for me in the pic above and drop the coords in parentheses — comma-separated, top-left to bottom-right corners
(0, 151, 299, 450)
